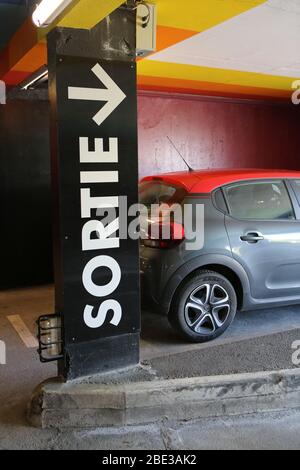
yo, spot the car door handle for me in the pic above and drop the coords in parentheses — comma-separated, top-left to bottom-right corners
(240, 232, 264, 243)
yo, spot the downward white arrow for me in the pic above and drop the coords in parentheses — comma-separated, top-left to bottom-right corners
(68, 63, 126, 126)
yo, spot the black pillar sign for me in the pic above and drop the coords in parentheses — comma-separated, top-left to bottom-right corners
(48, 8, 140, 380)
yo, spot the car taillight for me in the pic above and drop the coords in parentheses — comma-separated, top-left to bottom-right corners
(143, 221, 185, 249)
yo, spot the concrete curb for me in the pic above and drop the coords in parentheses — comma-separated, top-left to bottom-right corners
(29, 368, 300, 429)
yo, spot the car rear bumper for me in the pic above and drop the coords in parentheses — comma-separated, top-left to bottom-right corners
(140, 247, 166, 311)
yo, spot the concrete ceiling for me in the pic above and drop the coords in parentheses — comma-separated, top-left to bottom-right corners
(137, 0, 299, 100)
(147, 0, 300, 78)
(0, 0, 299, 101)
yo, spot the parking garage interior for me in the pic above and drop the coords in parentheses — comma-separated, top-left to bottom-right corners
(0, 0, 300, 450)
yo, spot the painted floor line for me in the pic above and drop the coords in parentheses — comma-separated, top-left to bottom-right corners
(7, 315, 38, 348)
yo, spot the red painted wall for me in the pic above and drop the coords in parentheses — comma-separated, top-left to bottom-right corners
(138, 92, 300, 178)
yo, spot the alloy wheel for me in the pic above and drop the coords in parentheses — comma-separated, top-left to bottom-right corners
(184, 283, 231, 335)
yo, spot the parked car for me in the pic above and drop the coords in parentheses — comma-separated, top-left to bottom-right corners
(139, 169, 300, 342)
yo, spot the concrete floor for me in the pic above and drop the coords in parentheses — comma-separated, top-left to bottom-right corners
(141, 305, 300, 361)
(0, 284, 300, 449)
(1, 405, 300, 450)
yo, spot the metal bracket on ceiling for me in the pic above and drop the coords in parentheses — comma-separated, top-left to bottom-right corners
(126, 0, 151, 30)
(126, 0, 138, 8)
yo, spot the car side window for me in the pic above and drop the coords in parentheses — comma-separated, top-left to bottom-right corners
(291, 180, 300, 206)
(224, 180, 295, 220)
(214, 188, 228, 213)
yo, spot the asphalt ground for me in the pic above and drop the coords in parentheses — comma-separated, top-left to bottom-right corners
(141, 309, 300, 377)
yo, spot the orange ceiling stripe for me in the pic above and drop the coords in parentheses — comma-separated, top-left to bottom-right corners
(136, 25, 198, 62)
(12, 43, 47, 74)
(156, 25, 198, 52)
(137, 75, 292, 102)
(8, 18, 38, 68)
(0, 18, 38, 83)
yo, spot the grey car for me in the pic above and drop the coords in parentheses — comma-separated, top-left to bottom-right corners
(139, 168, 300, 342)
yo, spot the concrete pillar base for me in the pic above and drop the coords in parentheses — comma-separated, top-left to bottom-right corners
(28, 368, 300, 429)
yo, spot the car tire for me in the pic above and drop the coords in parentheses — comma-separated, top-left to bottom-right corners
(168, 270, 237, 343)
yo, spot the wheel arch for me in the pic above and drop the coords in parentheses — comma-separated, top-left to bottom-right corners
(160, 255, 251, 315)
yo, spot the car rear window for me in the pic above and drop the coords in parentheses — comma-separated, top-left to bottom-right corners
(139, 181, 187, 206)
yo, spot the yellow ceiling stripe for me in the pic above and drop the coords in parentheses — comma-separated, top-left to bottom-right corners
(58, 0, 124, 28)
(137, 75, 292, 101)
(137, 60, 297, 92)
(153, 0, 267, 32)
(37, 0, 268, 39)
